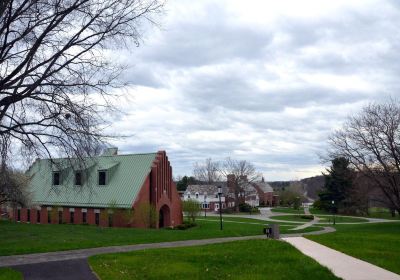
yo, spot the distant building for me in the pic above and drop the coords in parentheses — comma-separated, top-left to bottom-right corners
(251, 178, 276, 206)
(182, 175, 277, 211)
(9, 149, 183, 228)
(183, 185, 227, 212)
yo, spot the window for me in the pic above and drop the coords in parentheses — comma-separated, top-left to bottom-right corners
(17, 209, 20, 221)
(187, 194, 191, 199)
(195, 193, 199, 199)
(215, 204, 219, 209)
(37, 210, 40, 223)
(70, 212, 74, 223)
(82, 212, 87, 223)
(53, 172, 60, 185)
(48, 211, 51, 223)
(58, 210, 63, 224)
(95, 212, 100, 225)
(75, 171, 82, 185)
(27, 209, 30, 222)
(202, 203, 209, 209)
(98, 170, 106, 185)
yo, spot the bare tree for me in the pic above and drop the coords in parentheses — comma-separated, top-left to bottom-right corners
(0, 0, 164, 204)
(0, 0, 164, 166)
(328, 99, 400, 215)
(0, 166, 30, 207)
(220, 158, 261, 211)
(193, 158, 221, 184)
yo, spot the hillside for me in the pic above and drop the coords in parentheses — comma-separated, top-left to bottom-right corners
(269, 175, 325, 201)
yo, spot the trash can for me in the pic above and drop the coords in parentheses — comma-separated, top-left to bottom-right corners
(263, 225, 272, 237)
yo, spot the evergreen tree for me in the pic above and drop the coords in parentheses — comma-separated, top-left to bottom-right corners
(319, 157, 353, 213)
(176, 176, 196, 191)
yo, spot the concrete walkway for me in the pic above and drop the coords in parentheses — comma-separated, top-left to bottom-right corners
(282, 237, 400, 280)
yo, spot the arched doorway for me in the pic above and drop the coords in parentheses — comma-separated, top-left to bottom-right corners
(159, 205, 171, 228)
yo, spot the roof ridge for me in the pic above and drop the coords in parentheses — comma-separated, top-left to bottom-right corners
(37, 152, 158, 161)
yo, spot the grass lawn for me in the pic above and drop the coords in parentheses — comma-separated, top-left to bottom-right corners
(307, 222, 400, 275)
(316, 215, 369, 223)
(0, 268, 22, 280)
(0, 218, 318, 256)
(309, 208, 331, 215)
(89, 239, 340, 280)
(271, 207, 305, 214)
(367, 208, 400, 220)
(269, 214, 368, 223)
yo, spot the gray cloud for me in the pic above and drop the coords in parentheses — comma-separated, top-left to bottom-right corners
(107, 0, 400, 180)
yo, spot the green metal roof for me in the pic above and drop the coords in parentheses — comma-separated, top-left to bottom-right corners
(27, 153, 157, 208)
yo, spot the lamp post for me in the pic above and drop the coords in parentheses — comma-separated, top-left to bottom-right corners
(204, 198, 207, 218)
(218, 185, 223, 230)
(331, 200, 336, 225)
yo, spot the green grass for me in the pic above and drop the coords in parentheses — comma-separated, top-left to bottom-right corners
(309, 208, 331, 215)
(367, 208, 400, 220)
(0, 218, 319, 256)
(269, 214, 369, 223)
(0, 268, 22, 280)
(307, 222, 400, 275)
(89, 239, 340, 280)
(271, 207, 305, 214)
(316, 215, 369, 223)
(269, 215, 310, 222)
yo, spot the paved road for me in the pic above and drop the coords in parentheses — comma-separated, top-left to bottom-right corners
(12, 259, 97, 280)
(283, 237, 400, 280)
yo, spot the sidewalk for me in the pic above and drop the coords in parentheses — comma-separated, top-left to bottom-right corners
(282, 237, 400, 280)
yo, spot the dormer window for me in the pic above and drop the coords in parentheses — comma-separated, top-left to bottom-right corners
(195, 192, 199, 199)
(98, 170, 106, 185)
(53, 172, 60, 185)
(75, 171, 82, 186)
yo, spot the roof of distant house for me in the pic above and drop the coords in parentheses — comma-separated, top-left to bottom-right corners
(185, 184, 230, 195)
(252, 181, 274, 193)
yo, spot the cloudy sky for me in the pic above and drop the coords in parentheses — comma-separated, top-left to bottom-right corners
(107, 0, 400, 181)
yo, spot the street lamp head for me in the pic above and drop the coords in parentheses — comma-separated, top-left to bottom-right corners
(218, 185, 222, 195)
(331, 200, 335, 205)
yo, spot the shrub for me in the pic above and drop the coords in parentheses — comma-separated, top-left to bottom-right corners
(134, 202, 158, 228)
(239, 203, 252, 212)
(182, 199, 201, 223)
(174, 221, 197, 230)
(300, 215, 314, 220)
(221, 207, 235, 214)
(312, 200, 323, 210)
(239, 203, 260, 214)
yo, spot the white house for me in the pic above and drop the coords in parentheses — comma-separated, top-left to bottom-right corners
(183, 185, 226, 212)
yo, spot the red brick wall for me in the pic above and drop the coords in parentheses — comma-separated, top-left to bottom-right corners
(132, 150, 183, 228)
(87, 208, 95, 225)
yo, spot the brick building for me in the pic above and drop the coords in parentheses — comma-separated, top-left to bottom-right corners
(251, 178, 277, 206)
(10, 149, 183, 228)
